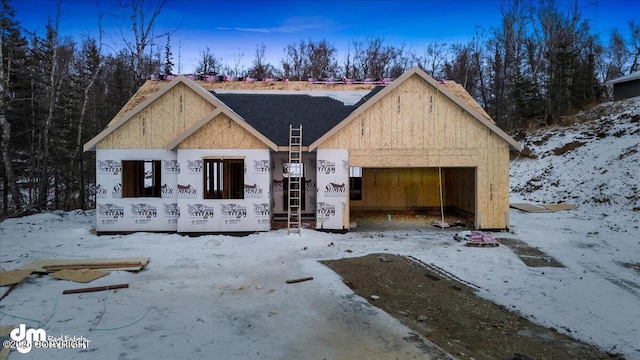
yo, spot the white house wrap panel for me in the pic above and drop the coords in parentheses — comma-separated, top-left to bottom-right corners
(315, 149, 348, 230)
(176, 149, 271, 233)
(95, 149, 178, 233)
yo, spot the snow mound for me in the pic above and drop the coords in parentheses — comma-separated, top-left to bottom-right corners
(510, 96, 640, 227)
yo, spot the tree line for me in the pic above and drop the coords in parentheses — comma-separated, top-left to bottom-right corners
(1, 0, 638, 216)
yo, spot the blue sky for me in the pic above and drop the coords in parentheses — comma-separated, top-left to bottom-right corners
(11, 0, 640, 74)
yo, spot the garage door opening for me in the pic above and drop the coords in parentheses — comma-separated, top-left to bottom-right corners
(349, 167, 476, 229)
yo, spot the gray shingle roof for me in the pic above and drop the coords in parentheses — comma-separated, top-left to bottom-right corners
(212, 87, 384, 146)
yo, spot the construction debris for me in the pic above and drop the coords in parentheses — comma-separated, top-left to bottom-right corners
(432, 221, 450, 228)
(0, 270, 32, 301)
(18, 257, 150, 273)
(510, 203, 576, 213)
(285, 277, 314, 284)
(49, 269, 110, 283)
(1, 326, 13, 360)
(0, 270, 32, 287)
(43, 262, 142, 271)
(63, 283, 129, 295)
(455, 231, 500, 247)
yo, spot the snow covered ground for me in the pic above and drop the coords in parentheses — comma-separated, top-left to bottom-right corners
(1, 97, 639, 359)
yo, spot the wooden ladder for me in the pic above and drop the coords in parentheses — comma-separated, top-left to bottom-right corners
(287, 125, 303, 235)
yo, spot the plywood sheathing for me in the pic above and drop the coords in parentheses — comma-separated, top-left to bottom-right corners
(98, 82, 216, 149)
(510, 203, 551, 213)
(0, 270, 32, 287)
(351, 168, 443, 209)
(442, 81, 493, 123)
(18, 257, 150, 273)
(315, 69, 514, 229)
(178, 112, 269, 149)
(0, 326, 12, 360)
(109, 81, 378, 127)
(319, 74, 508, 167)
(510, 203, 576, 212)
(49, 269, 110, 283)
(542, 204, 576, 211)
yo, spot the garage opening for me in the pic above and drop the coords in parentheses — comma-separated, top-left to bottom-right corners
(349, 167, 476, 229)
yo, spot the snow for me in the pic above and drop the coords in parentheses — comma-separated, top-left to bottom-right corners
(1, 97, 639, 359)
(214, 89, 374, 105)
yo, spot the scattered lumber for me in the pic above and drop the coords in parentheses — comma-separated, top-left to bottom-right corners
(49, 269, 110, 283)
(0, 270, 32, 287)
(43, 262, 143, 271)
(286, 277, 314, 284)
(18, 257, 150, 273)
(63, 283, 129, 295)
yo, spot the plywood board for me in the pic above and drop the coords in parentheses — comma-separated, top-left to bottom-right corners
(18, 257, 150, 273)
(0, 326, 13, 360)
(49, 269, 110, 283)
(510, 203, 551, 213)
(0, 270, 32, 287)
(542, 204, 576, 211)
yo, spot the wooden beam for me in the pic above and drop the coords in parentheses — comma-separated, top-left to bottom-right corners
(63, 284, 129, 295)
(43, 262, 144, 271)
(285, 277, 314, 284)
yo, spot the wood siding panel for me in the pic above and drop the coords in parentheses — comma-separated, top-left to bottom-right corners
(350, 168, 442, 210)
(178, 113, 268, 149)
(319, 73, 511, 229)
(97, 83, 215, 149)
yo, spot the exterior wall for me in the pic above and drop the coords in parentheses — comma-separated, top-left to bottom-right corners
(316, 149, 349, 230)
(318, 73, 511, 229)
(95, 149, 179, 233)
(97, 82, 216, 149)
(613, 79, 640, 101)
(271, 151, 317, 216)
(444, 167, 476, 215)
(351, 168, 442, 210)
(179, 112, 269, 149)
(176, 149, 271, 233)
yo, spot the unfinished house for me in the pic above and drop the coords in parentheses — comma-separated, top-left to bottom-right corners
(84, 67, 521, 234)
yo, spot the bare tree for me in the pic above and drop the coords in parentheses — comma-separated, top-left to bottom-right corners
(305, 39, 338, 79)
(231, 51, 244, 79)
(247, 43, 274, 79)
(118, 0, 170, 85)
(387, 43, 418, 78)
(194, 46, 222, 74)
(282, 40, 307, 80)
(629, 20, 640, 73)
(420, 38, 449, 79)
(35, 1, 62, 208)
(351, 36, 394, 79)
